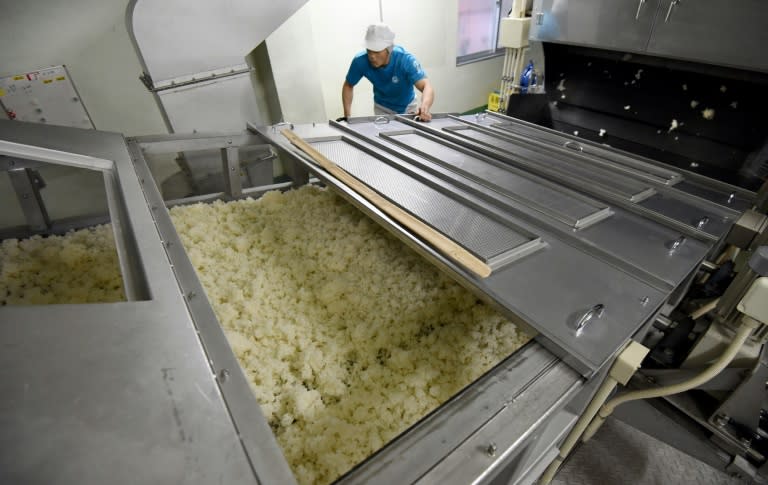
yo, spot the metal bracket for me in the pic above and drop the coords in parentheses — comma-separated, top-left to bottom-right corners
(0, 155, 43, 172)
(144, 64, 254, 93)
(220, 146, 243, 199)
(139, 71, 154, 92)
(8, 167, 50, 232)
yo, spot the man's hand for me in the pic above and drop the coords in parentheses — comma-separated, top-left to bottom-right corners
(415, 106, 432, 122)
(413, 78, 434, 122)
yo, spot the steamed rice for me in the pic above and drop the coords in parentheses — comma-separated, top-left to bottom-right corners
(0, 185, 530, 484)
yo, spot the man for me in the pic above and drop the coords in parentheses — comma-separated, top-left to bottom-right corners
(341, 23, 434, 122)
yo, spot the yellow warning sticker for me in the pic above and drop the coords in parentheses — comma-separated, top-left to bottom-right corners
(0, 88, 5, 97)
(43, 79, 53, 84)
(56, 76, 66, 81)
(13, 75, 24, 80)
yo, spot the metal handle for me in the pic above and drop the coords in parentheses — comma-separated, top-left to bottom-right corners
(575, 304, 605, 333)
(635, 0, 646, 20)
(664, 0, 679, 23)
(564, 140, 583, 152)
(475, 112, 487, 122)
(727, 192, 735, 205)
(696, 216, 709, 229)
(669, 235, 686, 252)
(373, 116, 390, 125)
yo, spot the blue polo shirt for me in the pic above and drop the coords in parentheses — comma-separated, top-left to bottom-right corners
(345, 45, 427, 113)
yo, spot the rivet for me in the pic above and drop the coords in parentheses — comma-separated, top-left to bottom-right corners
(714, 414, 729, 427)
(187, 291, 196, 299)
(219, 369, 230, 382)
(486, 442, 497, 457)
(740, 437, 752, 448)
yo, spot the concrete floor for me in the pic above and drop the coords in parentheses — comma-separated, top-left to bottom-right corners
(552, 417, 747, 485)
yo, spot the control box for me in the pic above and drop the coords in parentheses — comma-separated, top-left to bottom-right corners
(0, 65, 94, 129)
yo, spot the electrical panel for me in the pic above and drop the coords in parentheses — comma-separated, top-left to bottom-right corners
(0, 65, 94, 129)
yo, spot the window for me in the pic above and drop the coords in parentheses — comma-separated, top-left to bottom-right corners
(456, 0, 514, 65)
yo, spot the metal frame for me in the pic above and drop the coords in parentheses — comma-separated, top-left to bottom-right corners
(372, 127, 613, 230)
(466, 115, 746, 220)
(329, 117, 713, 293)
(7, 167, 50, 232)
(334, 343, 583, 484)
(325, 122, 609, 229)
(134, 132, 276, 200)
(0, 138, 146, 300)
(126, 137, 297, 484)
(413, 117, 660, 203)
(0, 120, 295, 485)
(254, 120, 722, 377)
(393, 115, 729, 243)
(0, 116, 755, 484)
(0, 120, 589, 485)
(445, 118, 683, 187)
(302, 133, 548, 269)
(479, 110, 756, 204)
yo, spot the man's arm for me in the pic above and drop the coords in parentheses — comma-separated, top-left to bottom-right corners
(342, 81, 355, 119)
(414, 78, 434, 121)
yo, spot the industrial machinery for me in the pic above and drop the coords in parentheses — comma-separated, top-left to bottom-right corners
(2, 0, 768, 483)
(1, 103, 767, 483)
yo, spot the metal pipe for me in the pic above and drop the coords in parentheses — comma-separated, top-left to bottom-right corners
(538, 376, 618, 485)
(539, 341, 648, 484)
(690, 297, 720, 320)
(701, 260, 720, 272)
(581, 316, 759, 442)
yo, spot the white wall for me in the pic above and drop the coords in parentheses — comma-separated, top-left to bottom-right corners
(1, 0, 503, 133)
(0, 0, 167, 136)
(265, 4, 330, 123)
(267, 0, 504, 123)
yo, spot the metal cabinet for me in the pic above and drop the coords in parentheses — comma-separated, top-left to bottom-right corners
(647, 0, 768, 72)
(531, 0, 768, 72)
(529, 0, 659, 53)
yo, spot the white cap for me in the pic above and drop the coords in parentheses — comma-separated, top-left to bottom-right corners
(364, 23, 395, 52)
